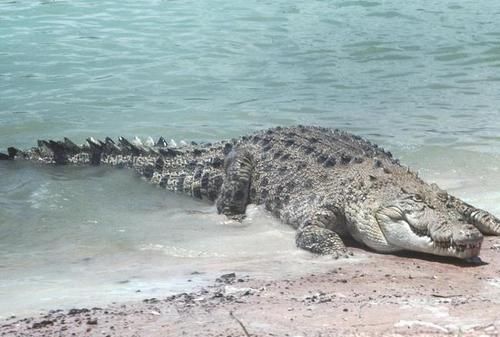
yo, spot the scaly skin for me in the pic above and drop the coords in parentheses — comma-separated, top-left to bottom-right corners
(2, 126, 499, 260)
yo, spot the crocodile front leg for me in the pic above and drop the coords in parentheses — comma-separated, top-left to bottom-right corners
(293, 205, 352, 258)
(296, 220, 351, 258)
(216, 147, 254, 220)
(280, 200, 352, 257)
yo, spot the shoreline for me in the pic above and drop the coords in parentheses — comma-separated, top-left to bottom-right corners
(2, 238, 500, 336)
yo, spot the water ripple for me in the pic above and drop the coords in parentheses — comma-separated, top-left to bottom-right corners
(0, 0, 499, 153)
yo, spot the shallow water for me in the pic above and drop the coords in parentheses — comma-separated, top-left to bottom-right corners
(1, 0, 500, 149)
(0, 162, 358, 317)
(1, 0, 500, 317)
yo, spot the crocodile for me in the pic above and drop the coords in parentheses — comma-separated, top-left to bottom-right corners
(1, 125, 498, 259)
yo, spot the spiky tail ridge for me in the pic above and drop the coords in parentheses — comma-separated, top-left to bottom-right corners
(1, 136, 228, 202)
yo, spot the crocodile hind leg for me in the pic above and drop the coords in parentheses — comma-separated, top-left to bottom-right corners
(447, 195, 500, 235)
(216, 147, 254, 220)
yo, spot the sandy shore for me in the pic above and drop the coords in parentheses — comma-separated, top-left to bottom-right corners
(2, 238, 500, 337)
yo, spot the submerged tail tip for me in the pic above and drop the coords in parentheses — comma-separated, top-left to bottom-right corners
(0, 147, 22, 160)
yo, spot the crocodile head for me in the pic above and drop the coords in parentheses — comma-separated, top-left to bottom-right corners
(375, 192, 483, 259)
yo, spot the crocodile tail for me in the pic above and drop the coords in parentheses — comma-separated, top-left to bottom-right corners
(86, 137, 104, 165)
(1, 136, 156, 165)
(0, 147, 22, 160)
(1, 138, 85, 163)
(150, 160, 225, 201)
(2, 136, 227, 202)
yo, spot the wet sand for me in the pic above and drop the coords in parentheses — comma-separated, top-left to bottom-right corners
(2, 238, 500, 337)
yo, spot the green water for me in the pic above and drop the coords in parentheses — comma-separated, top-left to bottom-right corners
(1, 0, 500, 317)
(1, 0, 500, 148)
